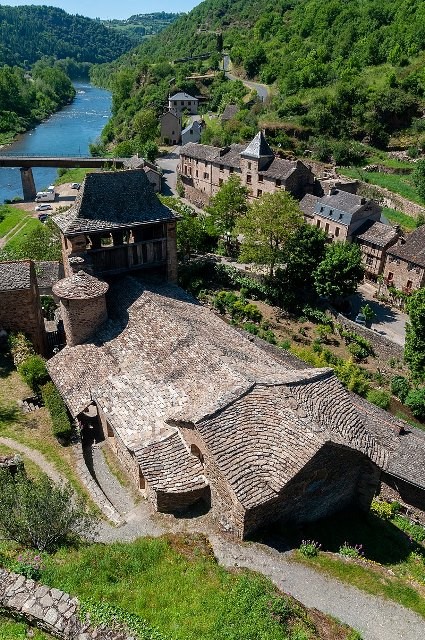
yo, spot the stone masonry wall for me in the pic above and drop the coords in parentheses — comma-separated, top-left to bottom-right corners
(335, 313, 404, 365)
(0, 569, 134, 639)
(0, 281, 46, 355)
(356, 179, 425, 218)
(380, 472, 425, 524)
(60, 296, 107, 347)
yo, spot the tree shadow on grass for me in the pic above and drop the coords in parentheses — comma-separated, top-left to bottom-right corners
(0, 403, 20, 426)
(255, 508, 423, 565)
(0, 351, 14, 379)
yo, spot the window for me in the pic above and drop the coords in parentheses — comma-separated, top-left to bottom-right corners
(406, 280, 413, 290)
(220, 164, 224, 171)
(219, 178, 223, 186)
(366, 256, 373, 265)
(191, 444, 204, 464)
(257, 189, 262, 197)
(325, 223, 330, 233)
(246, 174, 252, 184)
(229, 167, 234, 174)
(248, 162, 252, 170)
(387, 272, 394, 281)
(204, 172, 209, 179)
(196, 170, 198, 177)
(258, 174, 263, 183)
(276, 179, 281, 187)
(172, 130, 174, 135)
(316, 220, 321, 228)
(335, 227, 340, 238)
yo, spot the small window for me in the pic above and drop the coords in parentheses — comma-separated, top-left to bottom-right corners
(246, 174, 252, 184)
(196, 170, 198, 177)
(276, 179, 281, 187)
(204, 172, 209, 179)
(387, 272, 394, 281)
(248, 162, 252, 170)
(229, 167, 234, 174)
(190, 129, 193, 135)
(258, 174, 263, 183)
(325, 223, 329, 233)
(220, 164, 224, 171)
(257, 189, 262, 197)
(316, 220, 321, 228)
(366, 256, 373, 265)
(219, 178, 223, 186)
(406, 280, 413, 290)
(335, 227, 340, 238)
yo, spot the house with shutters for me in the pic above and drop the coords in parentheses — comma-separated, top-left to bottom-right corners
(168, 92, 198, 116)
(383, 224, 425, 293)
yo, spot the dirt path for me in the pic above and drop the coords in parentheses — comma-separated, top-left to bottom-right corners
(0, 436, 62, 483)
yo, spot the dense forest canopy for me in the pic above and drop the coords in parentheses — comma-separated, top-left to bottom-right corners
(0, 5, 134, 66)
(91, 0, 425, 155)
(101, 12, 182, 46)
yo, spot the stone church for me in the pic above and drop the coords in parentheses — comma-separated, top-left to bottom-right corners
(42, 168, 425, 538)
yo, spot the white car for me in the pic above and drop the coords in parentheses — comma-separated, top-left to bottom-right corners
(35, 204, 52, 211)
(71, 182, 81, 189)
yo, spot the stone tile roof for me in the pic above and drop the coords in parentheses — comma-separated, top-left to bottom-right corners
(221, 104, 239, 122)
(355, 220, 399, 248)
(54, 170, 176, 236)
(53, 271, 109, 300)
(170, 92, 198, 101)
(0, 261, 32, 291)
(47, 276, 418, 509)
(241, 131, 274, 159)
(262, 158, 299, 180)
(387, 225, 425, 267)
(134, 431, 207, 493)
(180, 142, 221, 163)
(35, 261, 64, 290)
(321, 189, 366, 213)
(299, 194, 318, 218)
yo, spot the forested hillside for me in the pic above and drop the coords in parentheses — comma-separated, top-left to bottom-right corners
(93, 0, 425, 160)
(0, 5, 133, 66)
(102, 13, 182, 46)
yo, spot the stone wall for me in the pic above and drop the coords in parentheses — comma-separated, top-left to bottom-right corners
(335, 313, 404, 365)
(0, 569, 135, 639)
(380, 472, 425, 524)
(383, 255, 425, 293)
(60, 295, 108, 347)
(356, 179, 425, 219)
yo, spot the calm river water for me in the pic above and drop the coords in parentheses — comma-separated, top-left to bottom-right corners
(0, 82, 111, 202)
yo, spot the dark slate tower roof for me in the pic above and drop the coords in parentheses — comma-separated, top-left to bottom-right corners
(55, 169, 177, 236)
(241, 131, 274, 159)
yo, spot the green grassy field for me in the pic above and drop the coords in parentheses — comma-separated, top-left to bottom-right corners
(340, 168, 422, 204)
(54, 168, 94, 185)
(0, 206, 28, 237)
(381, 206, 417, 231)
(0, 616, 52, 639)
(3, 217, 42, 252)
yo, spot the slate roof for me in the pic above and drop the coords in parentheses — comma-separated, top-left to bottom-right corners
(53, 271, 109, 300)
(35, 261, 64, 290)
(355, 220, 399, 248)
(321, 189, 366, 214)
(46, 276, 424, 510)
(221, 104, 239, 122)
(0, 261, 32, 291)
(241, 131, 274, 159)
(169, 92, 198, 101)
(54, 170, 177, 236)
(299, 194, 318, 218)
(386, 225, 425, 267)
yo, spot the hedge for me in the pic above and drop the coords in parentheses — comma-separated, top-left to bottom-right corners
(41, 382, 73, 443)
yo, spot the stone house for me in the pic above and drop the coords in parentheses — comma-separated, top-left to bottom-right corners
(181, 119, 203, 146)
(179, 131, 315, 206)
(160, 110, 181, 145)
(355, 221, 400, 281)
(122, 156, 162, 193)
(299, 189, 382, 243)
(383, 224, 425, 293)
(168, 92, 198, 116)
(221, 104, 239, 124)
(0, 261, 46, 354)
(54, 169, 178, 283)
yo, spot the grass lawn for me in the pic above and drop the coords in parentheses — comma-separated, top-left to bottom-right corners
(271, 509, 425, 618)
(340, 167, 422, 204)
(54, 168, 94, 185)
(0, 206, 28, 238)
(0, 615, 53, 639)
(3, 217, 42, 252)
(0, 534, 355, 640)
(0, 352, 94, 504)
(381, 206, 417, 231)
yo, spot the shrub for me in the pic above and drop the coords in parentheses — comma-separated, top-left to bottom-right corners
(299, 540, 321, 558)
(393, 514, 425, 543)
(348, 341, 370, 361)
(338, 543, 363, 558)
(259, 328, 277, 344)
(0, 470, 97, 552)
(12, 550, 44, 580)
(405, 388, 425, 421)
(41, 381, 73, 443)
(8, 332, 35, 366)
(370, 499, 399, 520)
(390, 376, 411, 403)
(302, 305, 333, 328)
(366, 389, 391, 410)
(279, 339, 291, 350)
(243, 322, 259, 335)
(18, 355, 49, 394)
(334, 359, 370, 396)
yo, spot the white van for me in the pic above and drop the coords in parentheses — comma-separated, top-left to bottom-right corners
(35, 190, 56, 202)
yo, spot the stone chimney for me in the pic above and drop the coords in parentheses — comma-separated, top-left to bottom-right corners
(52, 271, 109, 347)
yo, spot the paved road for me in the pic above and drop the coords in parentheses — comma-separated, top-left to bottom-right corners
(156, 146, 180, 196)
(223, 54, 270, 101)
(0, 436, 63, 483)
(349, 282, 407, 346)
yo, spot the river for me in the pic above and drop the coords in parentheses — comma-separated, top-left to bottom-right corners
(0, 81, 111, 202)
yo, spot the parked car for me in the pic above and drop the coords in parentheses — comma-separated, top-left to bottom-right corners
(35, 204, 52, 211)
(354, 313, 367, 326)
(37, 214, 49, 222)
(71, 182, 81, 189)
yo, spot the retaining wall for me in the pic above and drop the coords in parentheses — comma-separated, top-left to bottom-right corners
(335, 313, 404, 366)
(0, 569, 134, 639)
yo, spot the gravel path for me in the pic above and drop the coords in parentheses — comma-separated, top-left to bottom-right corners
(5, 436, 424, 639)
(0, 436, 62, 483)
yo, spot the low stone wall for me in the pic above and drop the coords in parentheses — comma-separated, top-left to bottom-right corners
(355, 179, 425, 218)
(335, 313, 404, 366)
(0, 569, 133, 639)
(380, 472, 425, 525)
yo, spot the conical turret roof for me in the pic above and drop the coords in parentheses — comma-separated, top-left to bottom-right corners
(241, 131, 274, 159)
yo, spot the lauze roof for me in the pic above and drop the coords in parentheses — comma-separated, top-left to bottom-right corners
(46, 277, 422, 510)
(54, 170, 177, 236)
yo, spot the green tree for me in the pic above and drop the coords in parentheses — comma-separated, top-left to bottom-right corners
(360, 303, 375, 327)
(206, 175, 249, 238)
(0, 471, 97, 552)
(236, 191, 303, 277)
(405, 287, 425, 381)
(313, 242, 364, 302)
(177, 209, 213, 259)
(133, 108, 158, 141)
(279, 223, 328, 291)
(17, 356, 49, 394)
(405, 388, 425, 421)
(412, 159, 425, 202)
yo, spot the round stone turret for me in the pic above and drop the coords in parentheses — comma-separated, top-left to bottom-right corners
(53, 271, 109, 347)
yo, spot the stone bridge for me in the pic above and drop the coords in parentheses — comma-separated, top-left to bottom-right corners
(0, 156, 127, 200)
